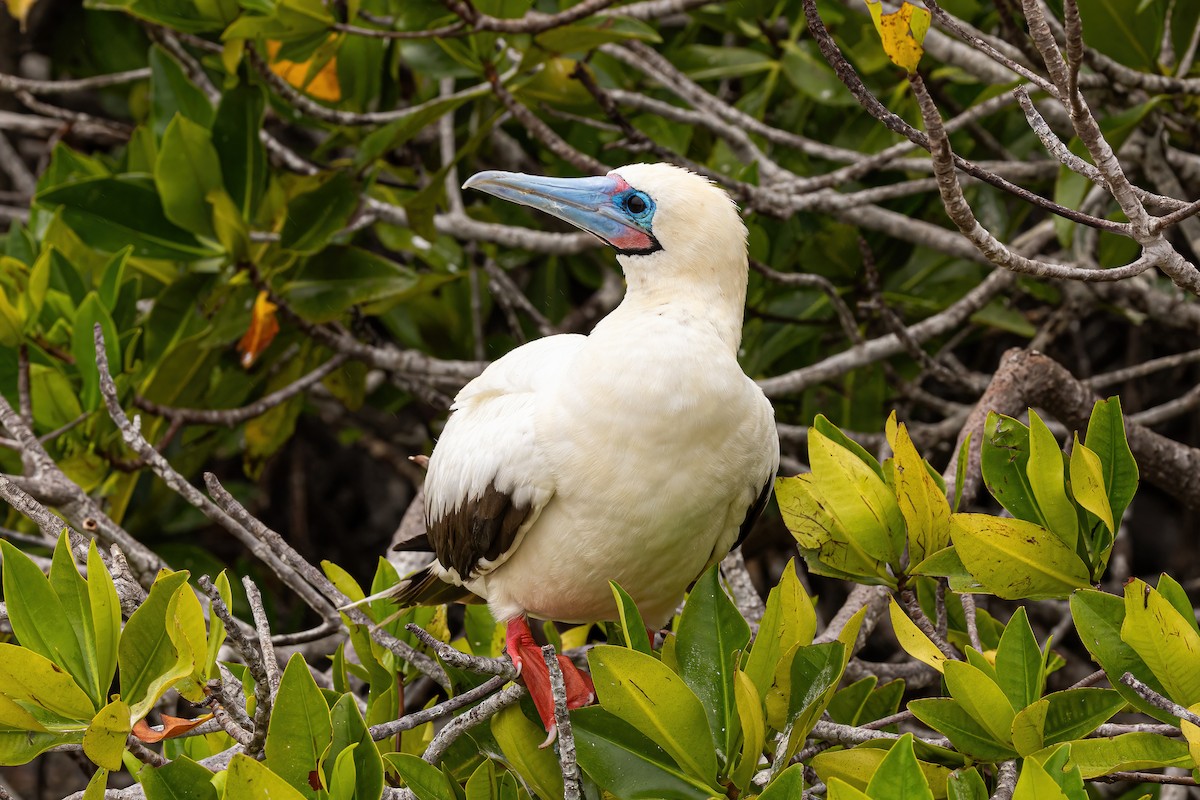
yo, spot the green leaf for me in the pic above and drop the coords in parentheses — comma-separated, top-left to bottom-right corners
(149, 45, 213, 136)
(950, 514, 1090, 599)
(0, 286, 22, 346)
(909, 698, 1018, 761)
(1070, 588, 1173, 723)
(280, 172, 359, 254)
(1031, 744, 1086, 800)
(993, 607, 1043, 711)
(204, 571, 231, 682)
(225, 753, 308, 800)
(383, 753, 457, 800)
(866, 734, 936, 800)
(1026, 410, 1077, 551)
(0, 643, 96, 721)
(282, 245, 446, 323)
(775, 475, 895, 586)
(758, 763, 807, 799)
(140, 755, 219, 800)
(572, 706, 719, 800)
(97, 247, 131, 310)
(49, 535, 102, 708)
(71, 294, 120, 411)
(730, 671, 764, 791)
(1012, 757, 1070, 800)
(1043, 732, 1190, 778)
(608, 581, 652, 654)
(980, 413, 1044, 526)
(888, 596, 947, 674)
(322, 694, 382, 800)
(1083, 397, 1137, 531)
(266, 654, 334, 799)
(888, 415, 951, 565)
(587, 645, 718, 785)
(1068, 437, 1114, 535)
(0, 727, 73, 767)
(0, 539, 92, 698)
(946, 767, 988, 800)
(675, 565, 750, 764)
(1156, 573, 1200, 635)
(83, 767, 109, 800)
(83, 698, 130, 770)
(769, 642, 846, 765)
(155, 114, 225, 238)
(1038, 688, 1125, 745)
(211, 84, 267, 217)
(29, 364, 84, 431)
(745, 558, 815, 702)
(1075, 0, 1163, 69)
(808, 427, 905, 565)
(356, 92, 480, 168)
(119, 571, 195, 721)
(36, 176, 220, 261)
(491, 706, 564, 800)
(1121, 578, 1200, 707)
(814, 414, 886, 480)
(943, 661, 1015, 744)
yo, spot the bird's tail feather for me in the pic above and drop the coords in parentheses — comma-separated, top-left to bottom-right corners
(337, 565, 476, 615)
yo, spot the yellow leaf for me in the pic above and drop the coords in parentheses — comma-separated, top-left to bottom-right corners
(237, 290, 280, 369)
(266, 39, 341, 103)
(888, 596, 947, 673)
(864, 0, 931, 73)
(1182, 706, 1200, 767)
(5, 0, 37, 29)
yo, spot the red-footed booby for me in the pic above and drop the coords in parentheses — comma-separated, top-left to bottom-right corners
(390, 163, 779, 739)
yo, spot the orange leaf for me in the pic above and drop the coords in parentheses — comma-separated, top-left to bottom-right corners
(132, 713, 213, 743)
(266, 40, 342, 103)
(237, 290, 280, 369)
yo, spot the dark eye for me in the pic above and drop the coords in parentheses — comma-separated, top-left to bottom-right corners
(626, 194, 647, 214)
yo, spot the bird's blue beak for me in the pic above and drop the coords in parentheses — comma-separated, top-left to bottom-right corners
(463, 170, 660, 255)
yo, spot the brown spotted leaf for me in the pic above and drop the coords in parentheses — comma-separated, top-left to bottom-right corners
(864, 0, 931, 73)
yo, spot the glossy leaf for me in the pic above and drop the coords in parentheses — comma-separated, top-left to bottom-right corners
(225, 753, 308, 800)
(1121, 578, 1200, 707)
(909, 699, 1018, 761)
(745, 558, 815, 702)
(1025, 410, 1077, 551)
(946, 767, 988, 800)
(675, 565, 750, 762)
(608, 581, 652, 654)
(980, 413, 1044, 526)
(36, 176, 219, 261)
(280, 172, 358, 254)
(71, 293, 120, 411)
(889, 596, 947, 673)
(211, 84, 267, 217)
(1083, 397, 1138, 531)
(265, 654, 334, 799)
(0, 538, 92, 701)
(1044, 732, 1190, 778)
(0, 643, 95, 721)
(119, 571, 195, 723)
(950, 514, 1090, 599)
(491, 706, 563, 799)
(1070, 588, 1172, 723)
(384, 753, 457, 800)
(572, 706, 718, 800)
(587, 645, 718, 785)
(139, 755, 219, 800)
(730, 671, 764, 791)
(83, 698, 130, 770)
(155, 114, 225, 239)
(993, 607, 1043, 711)
(758, 763, 807, 799)
(888, 414, 951, 565)
(1068, 437, 1114, 534)
(944, 661, 1014, 744)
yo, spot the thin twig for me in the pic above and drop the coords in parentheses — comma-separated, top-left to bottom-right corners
(543, 646, 583, 800)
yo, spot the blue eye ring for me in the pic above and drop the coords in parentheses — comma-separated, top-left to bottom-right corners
(618, 190, 654, 219)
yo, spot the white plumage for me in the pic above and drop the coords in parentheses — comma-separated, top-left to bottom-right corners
(389, 162, 778, 735)
(420, 162, 779, 628)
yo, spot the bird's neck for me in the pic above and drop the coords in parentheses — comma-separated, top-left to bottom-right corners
(612, 252, 749, 354)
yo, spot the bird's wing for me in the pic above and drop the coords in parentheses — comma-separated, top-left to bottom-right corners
(423, 334, 586, 584)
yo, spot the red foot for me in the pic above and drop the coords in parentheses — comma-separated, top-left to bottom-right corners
(505, 617, 595, 745)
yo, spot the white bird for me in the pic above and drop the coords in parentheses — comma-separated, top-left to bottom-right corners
(389, 162, 779, 738)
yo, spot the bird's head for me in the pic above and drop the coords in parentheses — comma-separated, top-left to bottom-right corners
(463, 163, 747, 276)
